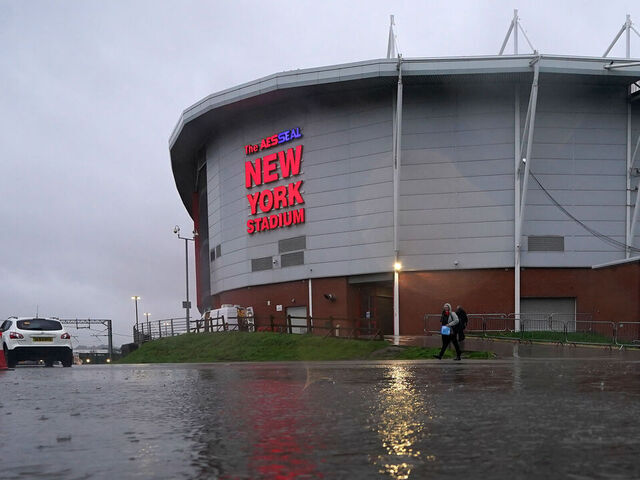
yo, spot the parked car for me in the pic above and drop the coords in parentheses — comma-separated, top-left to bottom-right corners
(0, 317, 73, 367)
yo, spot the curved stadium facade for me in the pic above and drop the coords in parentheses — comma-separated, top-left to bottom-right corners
(170, 54, 640, 335)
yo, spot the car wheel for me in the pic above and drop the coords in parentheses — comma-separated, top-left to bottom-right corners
(62, 353, 73, 368)
(4, 346, 17, 368)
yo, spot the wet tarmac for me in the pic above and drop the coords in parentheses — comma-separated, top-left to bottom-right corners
(1, 347, 639, 479)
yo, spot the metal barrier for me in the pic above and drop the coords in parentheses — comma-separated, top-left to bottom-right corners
(519, 315, 567, 343)
(422, 312, 632, 348)
(615, 322, 640, 347)
(135, 317, 187, 343)
(424, 313, 511, 336)
(570, 320, 616, 346)
(134, 314, 383, 344)
(423, 314, 443, 334)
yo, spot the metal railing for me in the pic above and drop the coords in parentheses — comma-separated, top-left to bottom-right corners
(615, 322, 640, 347)
(423, 312, 640, 348)
(256, 315, 383, 340)
(133, 314, 383, 343)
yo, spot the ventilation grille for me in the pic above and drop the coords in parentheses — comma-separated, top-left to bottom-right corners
(251, 256, 273, 271)
(281, 251, 304, 267)
(215, 244, 222, 258)
(528, 236, 564, 252)
(279, 235, 306, 253)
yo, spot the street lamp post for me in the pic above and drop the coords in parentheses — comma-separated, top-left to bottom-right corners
(131, 296, 141, 344)
(174, 225, 197, 333)
(143, 312, 150, 341)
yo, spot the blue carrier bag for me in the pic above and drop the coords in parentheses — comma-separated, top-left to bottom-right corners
(440, 325, 451, 336)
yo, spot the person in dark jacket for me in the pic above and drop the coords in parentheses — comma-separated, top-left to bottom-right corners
(456, 305, 468, 342)
(434, 303, 462, 360)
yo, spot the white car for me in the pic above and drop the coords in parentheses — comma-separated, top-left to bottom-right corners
(1, 317, 73, 367)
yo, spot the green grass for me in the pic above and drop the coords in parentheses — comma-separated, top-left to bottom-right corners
(482, 331, 615, 344)
(117, 332, 494, 363)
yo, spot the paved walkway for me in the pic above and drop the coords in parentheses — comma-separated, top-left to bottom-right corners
(386, 334, 640, 359)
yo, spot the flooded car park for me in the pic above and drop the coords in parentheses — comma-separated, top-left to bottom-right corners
(1, 353, 639, 479)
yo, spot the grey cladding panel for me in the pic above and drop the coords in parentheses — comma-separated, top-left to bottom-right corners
(400, 205, 514, 226)
(532, 159, 626, 176)
(400, 221, 513, 240)
(401, 190, 514, 211)
(402, 128, 513, 150)
(533, 143, 626, 160)
(401, 174, 513, 195)
(401, 236, 512, 255)
(400, 159, 513, 180)
(533, 127, 626, 145)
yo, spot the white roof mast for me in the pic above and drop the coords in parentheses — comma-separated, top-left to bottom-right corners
(499, 9, 536, 55)
(603, 14, 640, 58)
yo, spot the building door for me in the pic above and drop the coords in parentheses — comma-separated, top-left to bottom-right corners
(521, 298, 576, 332)
(357, 284, 394, 336)
(286, 306, 308, 334)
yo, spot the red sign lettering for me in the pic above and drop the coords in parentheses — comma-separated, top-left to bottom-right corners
(244, 140, 306, 235)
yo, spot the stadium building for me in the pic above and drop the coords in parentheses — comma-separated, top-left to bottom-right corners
(170, 16, 640, 335)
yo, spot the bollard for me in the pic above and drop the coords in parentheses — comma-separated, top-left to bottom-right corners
(0, 332, 9, 370)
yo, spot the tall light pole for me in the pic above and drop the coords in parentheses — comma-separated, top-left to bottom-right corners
(131, 296, 140, 344)
(174, 225, 197, 333)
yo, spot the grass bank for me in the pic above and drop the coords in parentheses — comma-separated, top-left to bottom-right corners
(117, 332, 494, 363)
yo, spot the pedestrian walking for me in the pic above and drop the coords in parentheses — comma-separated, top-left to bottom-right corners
(456, 305, 468, 342)
(434, 303, 462, 360)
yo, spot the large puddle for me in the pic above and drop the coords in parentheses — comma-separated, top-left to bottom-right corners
(1, 358, 639, 479)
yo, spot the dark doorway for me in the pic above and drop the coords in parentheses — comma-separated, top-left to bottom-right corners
(355, 282, 394, 335)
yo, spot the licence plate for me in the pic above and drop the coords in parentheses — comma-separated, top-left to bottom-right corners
(32, 337, 53, 342)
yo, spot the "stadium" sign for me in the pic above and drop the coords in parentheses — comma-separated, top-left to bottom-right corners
(244, 140, 305, 234)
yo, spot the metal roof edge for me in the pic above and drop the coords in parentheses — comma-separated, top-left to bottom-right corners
(592, 256, 640, 269)
(170, 54, 640, 148)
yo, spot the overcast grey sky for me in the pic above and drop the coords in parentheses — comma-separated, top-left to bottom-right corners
(1, 0, 638, 346)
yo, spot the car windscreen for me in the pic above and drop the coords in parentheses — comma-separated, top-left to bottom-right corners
(16, 319, 63, 331)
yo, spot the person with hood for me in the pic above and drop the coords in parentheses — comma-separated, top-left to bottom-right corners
(434, 303, 462, 360)
(456, 305, 468, 342)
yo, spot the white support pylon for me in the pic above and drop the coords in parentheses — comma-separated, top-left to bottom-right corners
(499, 9, 536, 55)
(603, 14, 640, 58)
(387, 15, 397, 59)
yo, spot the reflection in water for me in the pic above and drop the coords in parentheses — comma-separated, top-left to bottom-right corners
(246, 375, 323, 479)
(370, 365, 432, 479)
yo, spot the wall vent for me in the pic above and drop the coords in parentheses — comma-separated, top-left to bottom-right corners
(528, 236, 564, 252)
(251, 256, 273, 271)
(281, 251, 304, 267)
(279, 235, 306, 253)
(215, 244, 222, 258)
